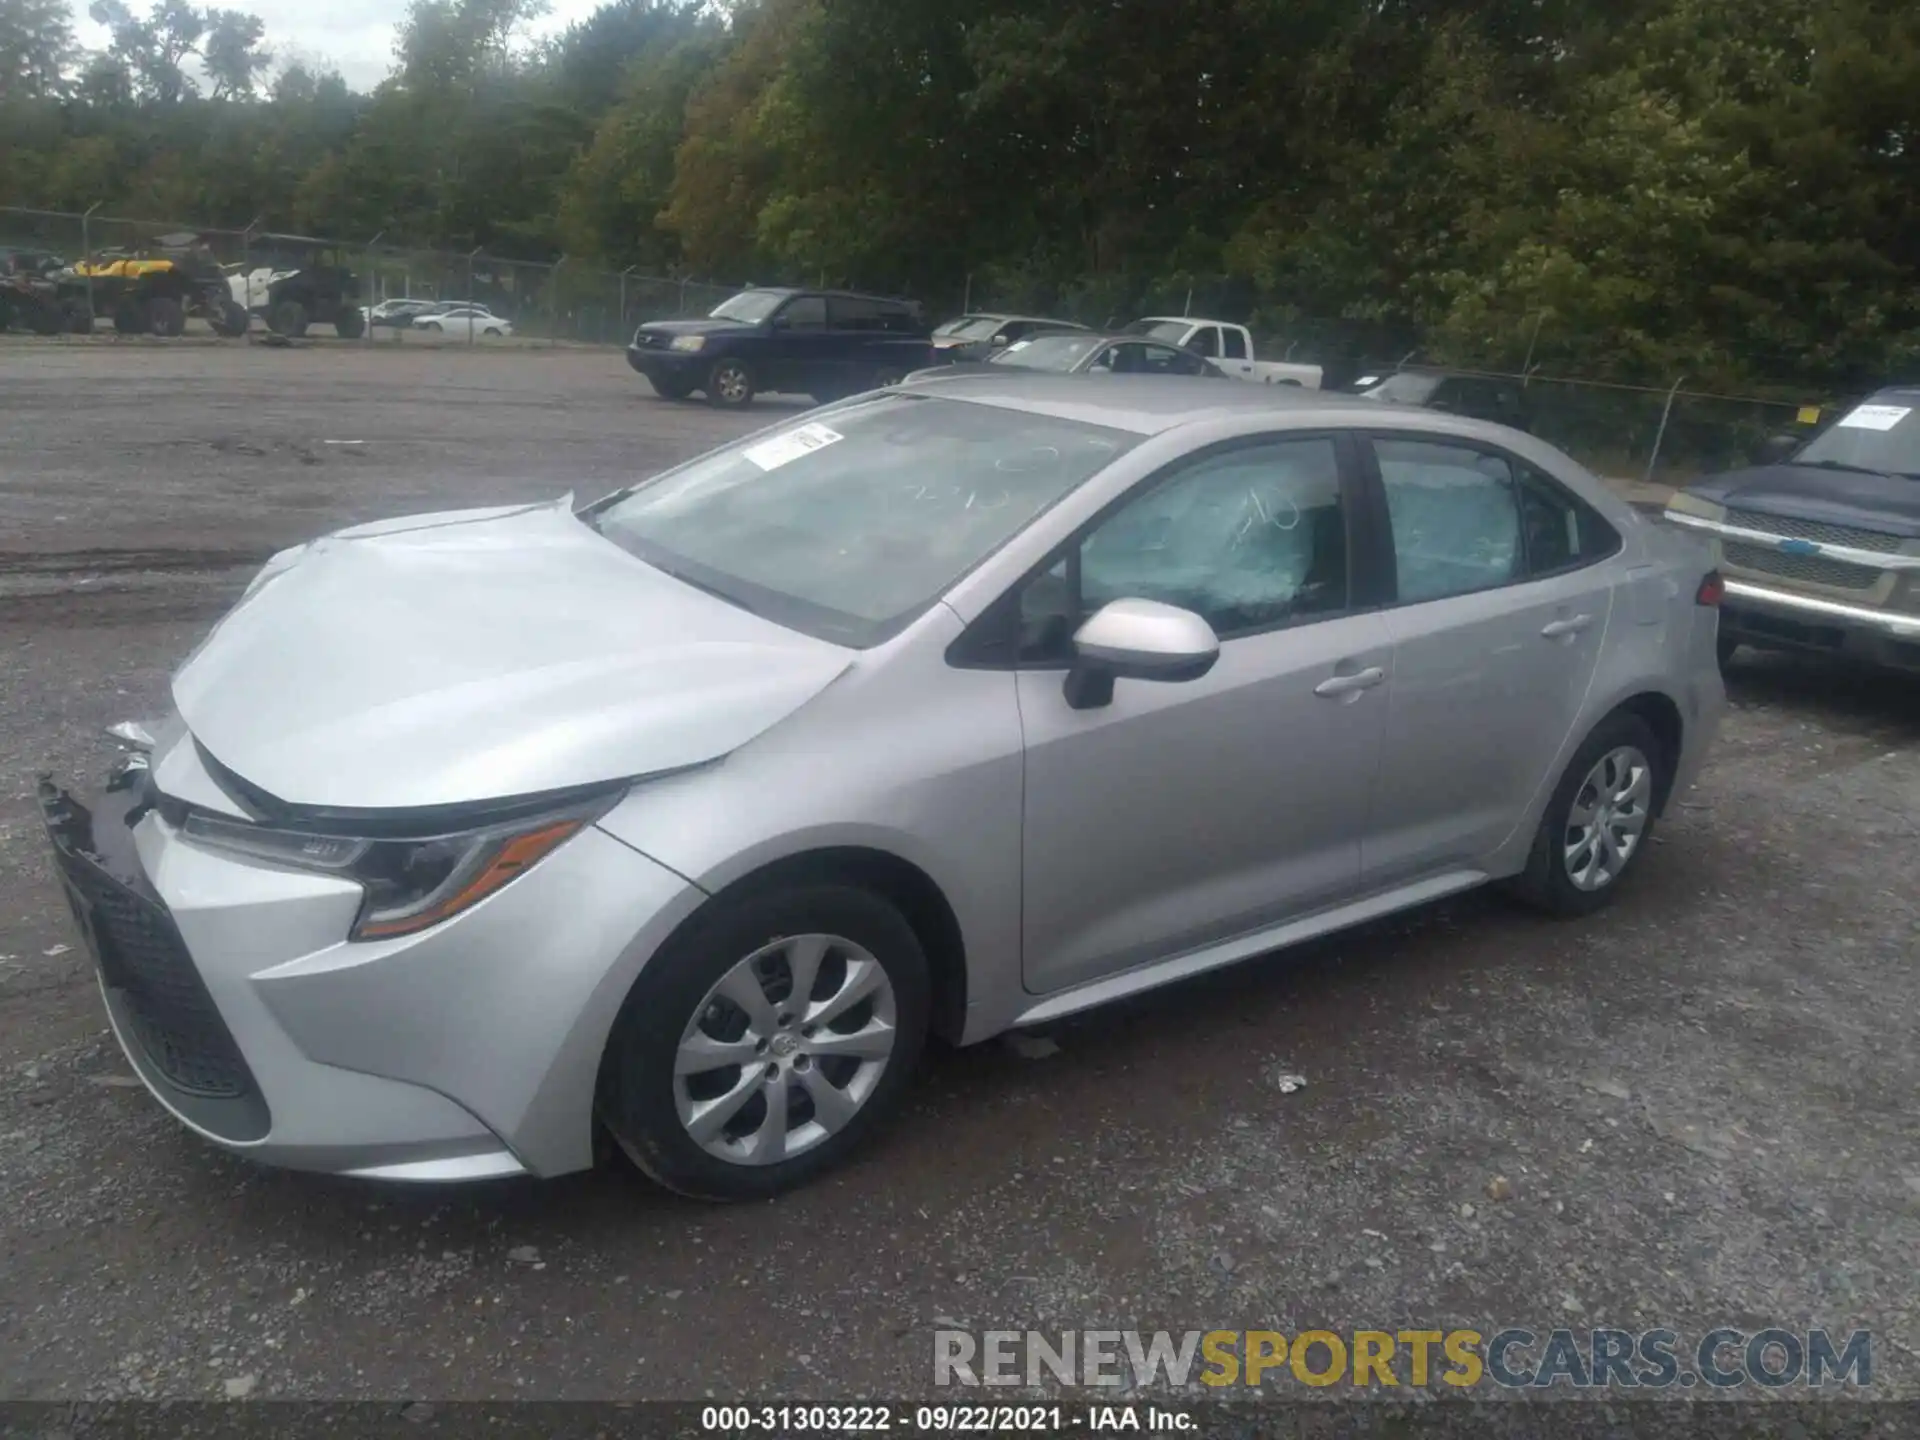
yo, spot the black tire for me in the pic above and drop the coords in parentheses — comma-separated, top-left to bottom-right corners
(146, 296, 185, 338)
(706, 357, 756, 408)
(334, 305, 365, 339)
(27, 302, 64, 336)
(1506, 711, 1667, 918)
(648, 375, 696, 401)
(112, 299, 145, 334)
(870, 366, 905, 390)
(212, 300, 249, 337)
(269, 300, 309, 338)
(1716, 634, 1738, 670)
(600, 882, 931, 1201)
(64, 301, 93, 334)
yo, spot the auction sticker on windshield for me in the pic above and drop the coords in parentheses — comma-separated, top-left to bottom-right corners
(743, 422, 844, 471)
(1835, 404, 1911, 432)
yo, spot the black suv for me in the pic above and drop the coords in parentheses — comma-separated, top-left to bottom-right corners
(627, 288, 933, 408)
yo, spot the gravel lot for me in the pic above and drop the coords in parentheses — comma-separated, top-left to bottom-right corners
(2, 339, 1917, 1405)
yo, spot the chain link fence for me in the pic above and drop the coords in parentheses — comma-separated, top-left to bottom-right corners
(5, 203, 1859, 484)
(0, 205, 736, 346)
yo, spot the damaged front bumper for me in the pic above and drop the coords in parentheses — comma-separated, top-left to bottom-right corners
(36, 761, 532, 1181)
(35, 730, 707, 1183)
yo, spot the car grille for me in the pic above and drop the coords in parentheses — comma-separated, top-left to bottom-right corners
(66, 864, 254, 1099)
(1722, 542, 1885, 593)
(1726, 509, 1904, 554)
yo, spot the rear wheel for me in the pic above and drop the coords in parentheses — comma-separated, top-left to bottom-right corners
(706, 357, 755, 408)
(27, 301, 64, 336)
(64, 301, 94, 334)
(1506, 712, 1666, 918)
(146, 296, 185, 338)
(1716, 634, 1738, 670)
(269, 300, 309, 338)
(112, 299, 145, 334)
(212, 300, 249, 337)
(600, 883, 930, 1201)
(334, 305, 366, 339)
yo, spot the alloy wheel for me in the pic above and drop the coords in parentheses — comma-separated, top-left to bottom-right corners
(712, 362, 751, 404)
(673, 933, 898, 1166)
(1563, 745, 1651, 891)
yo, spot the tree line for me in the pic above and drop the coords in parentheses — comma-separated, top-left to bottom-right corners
(3, 0, 1917, 387)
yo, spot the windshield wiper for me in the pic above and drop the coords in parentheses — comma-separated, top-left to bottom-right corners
(1798, 458, 1902, 480)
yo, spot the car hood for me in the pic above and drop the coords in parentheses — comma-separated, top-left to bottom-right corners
(1684, 463, 1920, 539)
(172, 499, 853, 811)
(634, 318, 749, 340)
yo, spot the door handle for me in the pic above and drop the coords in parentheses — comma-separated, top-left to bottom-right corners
(1314, 666, 1385, 699)
(1541, 614, 1594, 639)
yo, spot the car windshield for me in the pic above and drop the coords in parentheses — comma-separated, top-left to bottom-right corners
(1363, 373, 1444, 404)
(709, 290, 786, 323)
(1123, 321, 1190, 345)
(1793, 397, 1920, 478)
(944, 317, 1004, 340)
(990, 334, 1104, 371)
(591, 394, 1138, 646)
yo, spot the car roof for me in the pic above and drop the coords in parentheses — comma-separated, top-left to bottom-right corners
(742, 286, 916, 306)
(900, 372, 1376, 434)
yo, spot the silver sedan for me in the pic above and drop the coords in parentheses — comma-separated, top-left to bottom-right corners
(39, 376, 1725, 1200)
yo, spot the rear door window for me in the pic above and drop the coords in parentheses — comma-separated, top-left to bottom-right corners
(1371, 438, 1523, 603)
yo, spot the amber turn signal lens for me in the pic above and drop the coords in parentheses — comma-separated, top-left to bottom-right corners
(353, 818, 585, 940)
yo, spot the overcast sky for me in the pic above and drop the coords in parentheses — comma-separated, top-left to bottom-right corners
(70, 0, 611, 92)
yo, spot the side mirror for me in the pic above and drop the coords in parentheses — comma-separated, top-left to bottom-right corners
(1759, 433, 1801, 464)
(1063, 599, 1220, 710)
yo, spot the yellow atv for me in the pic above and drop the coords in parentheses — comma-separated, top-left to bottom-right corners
(59, 233, 250, 337)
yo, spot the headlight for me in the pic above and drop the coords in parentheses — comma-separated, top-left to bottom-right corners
(180, 794, 611, 940)
(668, 334, 707, 352)
(1663, 490, 1726, 523)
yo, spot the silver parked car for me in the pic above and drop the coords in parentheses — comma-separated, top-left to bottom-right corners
(39, 377, 1725, 1200)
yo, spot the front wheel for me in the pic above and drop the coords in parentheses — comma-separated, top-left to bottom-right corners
(334, 305, 366, 339)
(600, 883, 930, 1201)
(648, 375, 696, 401)
(706, 357, 755, 408)
(269, 300, 309, 338)
(146, 296, 185, 338)
(1505, 712, 1665, 918)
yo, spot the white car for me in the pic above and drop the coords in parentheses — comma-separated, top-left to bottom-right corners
(415, 306, 512, 339)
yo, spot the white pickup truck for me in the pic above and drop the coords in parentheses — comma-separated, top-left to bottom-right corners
(1125, 317, 1323, 389)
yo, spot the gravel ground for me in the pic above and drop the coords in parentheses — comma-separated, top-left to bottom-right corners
(1, 340, 1917, 1405)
